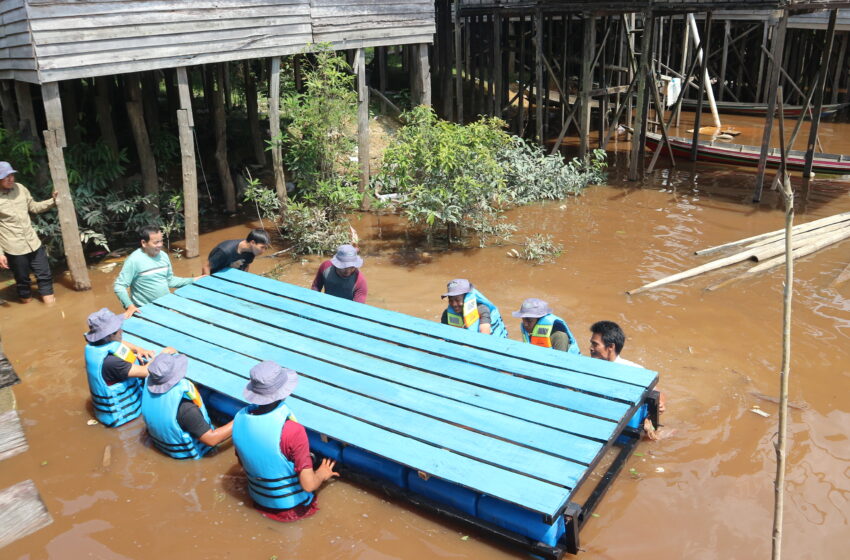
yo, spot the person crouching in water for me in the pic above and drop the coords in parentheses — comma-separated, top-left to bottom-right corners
(440, 278, 507, 337)
(512, 298, 580, 354)
(83, 307, 175, 427)
(233, 361, 338, 521)
(141, 353, 233, 459)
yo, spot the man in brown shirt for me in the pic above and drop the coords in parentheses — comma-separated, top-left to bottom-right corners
(0, 162, 58, 303)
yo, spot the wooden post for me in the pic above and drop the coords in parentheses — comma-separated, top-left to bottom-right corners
(454, 0, 464, 123)
(753, 14, 787, 202)
(93, 77, 119, 156)
(176, 67, 199, 259)
(124, 73, 159, 215)
(355, 48, 371, 211)
(535, 7, 545, 145)
(802, 10, 838, 181)
(41, 82, 91, 291)
(211, 63, 236, 213)
(411, 43, 432, 107)
(14, 82, 40, 150)
(830, 34, 848, 105)
(719, 20, 730, 102)
(243, 61, 266, 166)
(268, 57, 287, 204)
(628, 11, 653, 181)
(690, 12, 713, 162)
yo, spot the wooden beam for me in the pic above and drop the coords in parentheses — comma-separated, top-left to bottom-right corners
(0, 480, 53, 549)
(41, 82, 91, 291)
(412, 43, 432, 107)
(176, 67, 198, 259)
(719, 20, 730, 101)
(753, 15, 788, 202)
(628, 12, 653, 181)
(691, 12, 713, 162)
(268, 56, 287, 204)
(802, 10, 838, 181)
(579, 15, 596, 157)
(355, 48, 371, 211)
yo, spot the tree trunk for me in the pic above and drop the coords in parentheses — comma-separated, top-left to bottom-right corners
(124, 73, 160, 215)
(60, 80, 81, 146)
(176, 67, 199, 259)
(94, 77, 120, 156)
(41, 82, 91, 291)
(211, 63, 236, 213)
(141, 71, 161, 135)
(243, 61, 266, 166)
(16, 81, 50, 188)
(355, 48, 371, 211)
(268, 57, 287, 204)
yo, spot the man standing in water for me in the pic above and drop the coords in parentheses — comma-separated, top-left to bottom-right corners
(0, 161, 58, 304)
(512, 298, 580, 353)
(311, 244, 367, 303)
(114, 225, 204, 317)
(233, 361, 338, 521)
(202, 228, 270, 275)
(440, 278, 507, 337)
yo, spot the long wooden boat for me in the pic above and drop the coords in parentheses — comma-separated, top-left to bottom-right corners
(678, 99, 848, 118)
(645, 132, 850, 175)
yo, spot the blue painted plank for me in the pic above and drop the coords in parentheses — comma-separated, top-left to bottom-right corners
(129, 303, 605, 463)
(212, 268, 658, 388)
(149, 291, 616, 445)
(122, 328, 575, 515)
(184, 278, 639, 414)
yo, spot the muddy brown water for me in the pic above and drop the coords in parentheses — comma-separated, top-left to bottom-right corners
(2, 115, 849, 559)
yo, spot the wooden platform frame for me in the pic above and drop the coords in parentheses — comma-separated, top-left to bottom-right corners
(122, 269, 659, 557)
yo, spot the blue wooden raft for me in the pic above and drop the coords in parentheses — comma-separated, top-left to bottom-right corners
(122, 268, 659, 557)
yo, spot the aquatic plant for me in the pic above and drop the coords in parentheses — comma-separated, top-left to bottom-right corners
(508, 234, 564, 264)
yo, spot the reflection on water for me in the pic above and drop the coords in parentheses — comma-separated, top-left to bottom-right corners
(1, 121, 849, 559)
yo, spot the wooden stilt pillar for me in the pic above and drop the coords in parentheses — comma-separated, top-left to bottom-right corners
(753, 14, 788, 202)
(719, 19, 730, 102)
(691, 12, 713, 162)
(830, 34, 848, 105)
(802, 10, 838, 182)
(175, 67, 199, 259)
(756, 22, 769, 103)
(454, 0, 464, 123)
(14, 82, 40, 150)
(535, 7, 545, 145)
(243, 61, 266, 166)
(268, 57, 287, 204)
(211, 64, 236, 213)
(411, 43, 432, 107)
(579, 15, 596, 157)
(355, 48, 371, 211)
(41, 82, 91, 291)
(93, 78, 119, 156)
(125, 73, 159, 215)
(628, 11, 653, 181)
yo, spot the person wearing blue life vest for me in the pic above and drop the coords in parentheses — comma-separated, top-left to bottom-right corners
(512, 298, 580, 354)
(141, 353, 233, 459)
(589, 321, 666, 438)
(83, 307, 176, 427)
(233, 361, 339, 522)
(440, 278, 508, 337)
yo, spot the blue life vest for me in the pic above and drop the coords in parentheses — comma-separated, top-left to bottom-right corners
(233, 402, 314, 510)
(141, 378, 212, 460)
(520, 314, 580, 354)
(444, 289, 508, 338)
(84, 341, 143, 427)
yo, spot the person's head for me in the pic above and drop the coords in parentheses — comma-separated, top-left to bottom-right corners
(245, 229, 270, 256)
(331, 244, 363, 277)
(138, 225, 163, 257)
(84, 308, 125, 345)
(243, 361, 298, 405)
(589, 320, 626, 361)
(146, 353, 188, 394)
(512, 298, 552, 333)
(0, 161, 18, 189)
(441, 279, 473, 314)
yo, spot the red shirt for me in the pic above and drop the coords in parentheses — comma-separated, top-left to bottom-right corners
(253, 419, 320, 522)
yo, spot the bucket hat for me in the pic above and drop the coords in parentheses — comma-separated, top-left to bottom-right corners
(441, 279, 472, 298)
(330, 244, 363, 269)
(146, 353, 188, 394)
(511, 298, 553, 318)
(243, 361, 298, 405)
(84, 308, 125, 343)
(0, 162, 17, 180)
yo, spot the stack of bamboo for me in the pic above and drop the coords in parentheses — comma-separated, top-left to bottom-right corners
(627, 211, 850, 295)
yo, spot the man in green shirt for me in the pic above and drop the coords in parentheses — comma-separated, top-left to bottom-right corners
(0, 161, 58, 304)
(113, 225, 204, 317)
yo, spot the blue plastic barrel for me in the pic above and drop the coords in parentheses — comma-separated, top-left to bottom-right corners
(406, 471, 479, 516)
(477, 495, 565, 547)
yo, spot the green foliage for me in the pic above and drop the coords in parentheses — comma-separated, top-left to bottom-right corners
(151, 129, 181, 175)
(507, 234, 564, 264)
(279, 200, 351, 255)
(242, 175, 283, 239)
(0, 129, 38, 183)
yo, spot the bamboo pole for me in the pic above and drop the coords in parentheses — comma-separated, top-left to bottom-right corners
(830, 261, 850, 288)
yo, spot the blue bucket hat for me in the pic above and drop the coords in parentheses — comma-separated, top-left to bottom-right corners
(331, 244, 363, 269)
(512, 298, 553, 318)
(146, 353, 188, 394)
(84, 308, 125, 343)
(243, 361, 298, 405)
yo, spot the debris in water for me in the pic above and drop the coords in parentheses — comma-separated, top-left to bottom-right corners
(97, 263, 118, 273)
(460, 535, 469, 541)
(591, 513, 600, 518)
(655, 467, 665, 473)
(102, 444, 112, 468)
(87, 419, 99, 426)
(40, 461, 48, 466)
(750, 407, 771, 418)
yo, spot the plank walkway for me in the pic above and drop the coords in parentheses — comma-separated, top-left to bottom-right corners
(122, 268, 657, 532)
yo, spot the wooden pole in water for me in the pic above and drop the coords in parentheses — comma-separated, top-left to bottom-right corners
(689, 11, 715, 161)
(719, 19, 730, 102)
(41, 82, 91, 291)
(771, 86, 793, 560)
(802, 10, 838, 182)
(268, 57, 287, 204)
(355, 48, 371, 211)
(628, 10, 653, 181)
(753, 12, 787, 203)
(579, 14, 596, 157)
(535, 6, 545, 145)
(176, 67, 199, 259)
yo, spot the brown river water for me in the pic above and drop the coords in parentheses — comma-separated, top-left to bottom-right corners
(1, 113, 849, 559)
